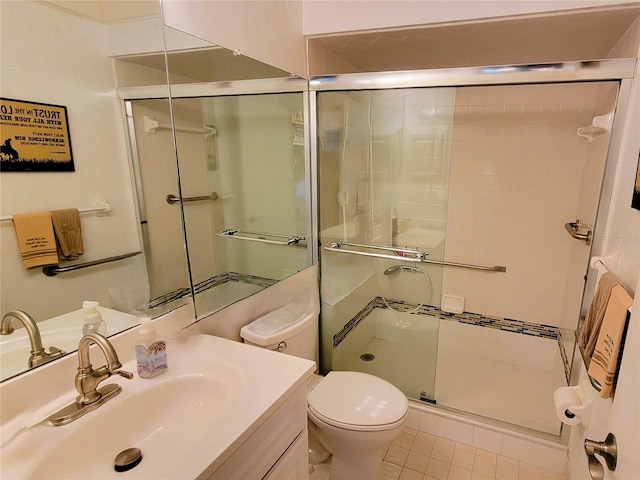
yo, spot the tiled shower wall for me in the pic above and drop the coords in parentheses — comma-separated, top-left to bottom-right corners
(442, 83, 618, 329)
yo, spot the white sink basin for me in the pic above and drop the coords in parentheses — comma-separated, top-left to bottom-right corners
(0, 334, 314, 479)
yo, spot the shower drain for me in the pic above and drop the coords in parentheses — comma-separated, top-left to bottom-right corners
(360, 353, 375, 361)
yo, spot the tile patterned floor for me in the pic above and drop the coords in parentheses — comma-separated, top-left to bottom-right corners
(382, 428, 568, 480)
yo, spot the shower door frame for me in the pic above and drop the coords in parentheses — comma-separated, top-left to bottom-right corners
(309, 59, 636, 439)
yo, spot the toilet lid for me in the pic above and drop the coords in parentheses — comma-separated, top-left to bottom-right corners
(308, 371, 408, 429)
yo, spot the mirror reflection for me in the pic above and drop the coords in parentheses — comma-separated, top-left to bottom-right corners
(174, 92, 311, 318)
(0, 2, 312, 381)
(162, 26, 313, 319)
(0, 0, 169, 382)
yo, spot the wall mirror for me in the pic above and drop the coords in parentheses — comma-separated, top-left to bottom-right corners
(0, 0, 172, 382)
(0, 0, 312, 381)
(159, 25, 313, 319)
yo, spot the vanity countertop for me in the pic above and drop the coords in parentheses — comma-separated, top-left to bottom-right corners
(0, 331, 315, 479)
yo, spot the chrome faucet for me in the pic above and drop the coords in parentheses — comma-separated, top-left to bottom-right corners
(1, 310, 66, 368)
(75, 333, 134, 405)
(46, 333, 133, 426)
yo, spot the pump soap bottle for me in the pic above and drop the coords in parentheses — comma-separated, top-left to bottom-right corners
(82, 301, 108, 336)
(135, 318, 168, 378)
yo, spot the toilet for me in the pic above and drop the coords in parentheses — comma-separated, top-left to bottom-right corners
(240, 305, 408, 480)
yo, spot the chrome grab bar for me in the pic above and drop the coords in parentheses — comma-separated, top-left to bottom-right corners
(216, 229, 306, 246)
(564, 219, 592, 245)
(324, 242, 506, 272)
(42, 251, 141, 277)
(166, 192, 218, 205)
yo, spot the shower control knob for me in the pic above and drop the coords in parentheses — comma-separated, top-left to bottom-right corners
(277, 341, 287, 352)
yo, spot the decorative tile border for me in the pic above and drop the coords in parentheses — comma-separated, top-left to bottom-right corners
(332, 296, 570, 379)
(228, 272, 277, 288)
(149, 272, 276, 308)
(332, 298, 378, 348)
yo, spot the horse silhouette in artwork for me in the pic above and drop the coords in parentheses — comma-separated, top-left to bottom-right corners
(0, 138, 19, 160)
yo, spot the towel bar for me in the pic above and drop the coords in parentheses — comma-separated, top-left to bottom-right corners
(574, 328, 603, 392)
(42, 251, 141, 277)
(216, 229, 306, 246)
(325, 241, 506, 272)
(0, 198, 111, 222)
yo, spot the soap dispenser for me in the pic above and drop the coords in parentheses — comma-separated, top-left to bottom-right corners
(82, 301, 108, 336)
(135, 318, 168, 379)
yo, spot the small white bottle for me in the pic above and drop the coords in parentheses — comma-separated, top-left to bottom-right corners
(135, 318, 168, 379)
(82, 301, 108, 336)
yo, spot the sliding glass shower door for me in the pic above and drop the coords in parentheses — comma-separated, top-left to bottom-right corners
(317, 88, 455, 401)
(316, 79, 620, 435)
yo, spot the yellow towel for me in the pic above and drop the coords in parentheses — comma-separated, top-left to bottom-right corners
(578, 272, 620, 359)
(12, 212, 59, 269)
(51, 208, 84, 261)
(588, 284, 633, 398)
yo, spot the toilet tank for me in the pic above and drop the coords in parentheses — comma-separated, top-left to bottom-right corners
(240, 304, 317, 362)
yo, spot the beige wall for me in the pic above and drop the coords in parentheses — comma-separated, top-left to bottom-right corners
(0, 1, 146, 319)
(162, 0, 305, 78)
(302, 0, 639, 35)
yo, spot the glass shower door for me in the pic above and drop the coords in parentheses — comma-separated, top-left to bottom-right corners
(317, 87, 455, 401)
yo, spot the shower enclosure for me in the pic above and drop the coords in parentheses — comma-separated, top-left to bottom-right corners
(313, 61, 633, 436)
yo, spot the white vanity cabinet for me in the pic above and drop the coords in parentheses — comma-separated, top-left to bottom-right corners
(206, 384, 309, 480)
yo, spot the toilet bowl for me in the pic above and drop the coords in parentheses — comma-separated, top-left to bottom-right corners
(240, 299, 408, 480)
(307, 371, 408, 480)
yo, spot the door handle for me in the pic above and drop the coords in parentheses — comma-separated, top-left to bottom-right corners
(584, 433, 617, 480)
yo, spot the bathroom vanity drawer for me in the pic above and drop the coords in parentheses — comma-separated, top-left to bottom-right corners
(205, 384, 307, 480)
(264, 430, 309, 480)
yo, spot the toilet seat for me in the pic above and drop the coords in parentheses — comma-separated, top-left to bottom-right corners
(307, 371, 408, 432)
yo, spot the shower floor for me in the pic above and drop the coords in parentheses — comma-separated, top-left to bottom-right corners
(332, 308, 566, 435)
(333, 308, 439, 400)
(436, 320, 566, 435)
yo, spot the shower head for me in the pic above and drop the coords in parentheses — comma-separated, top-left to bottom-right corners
(383, 265, 417, 275)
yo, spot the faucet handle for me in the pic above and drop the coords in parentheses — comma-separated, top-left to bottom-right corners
(114, 369, 134, 380)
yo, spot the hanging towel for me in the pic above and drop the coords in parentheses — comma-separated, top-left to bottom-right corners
(51, 208, 84, 260)
(578, 272, 620, 359)
(587, 284, 633, 398)
(12, 212, 59, 269)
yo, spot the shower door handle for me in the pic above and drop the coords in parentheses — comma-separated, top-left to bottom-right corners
(166, 192, 219, 204)
(564, 219, 592, 245)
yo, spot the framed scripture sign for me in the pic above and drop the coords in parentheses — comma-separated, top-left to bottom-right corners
(0, 98, 74, 172)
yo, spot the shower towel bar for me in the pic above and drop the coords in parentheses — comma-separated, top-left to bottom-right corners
(0, 198, 111, 222)
(166, 193, 218, 205)
(42, 251, 141, 277)
(216, 229, 306, 246)
(325, 242, 506, 272)
(575, 253, 633, 393)
(326, 241, 427, 262)
(329, 241, 429, 258)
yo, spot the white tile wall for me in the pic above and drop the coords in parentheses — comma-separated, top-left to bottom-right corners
(443, 82, 616, 329)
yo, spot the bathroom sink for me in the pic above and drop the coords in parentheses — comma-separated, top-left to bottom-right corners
(0, 334, 313, 480)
